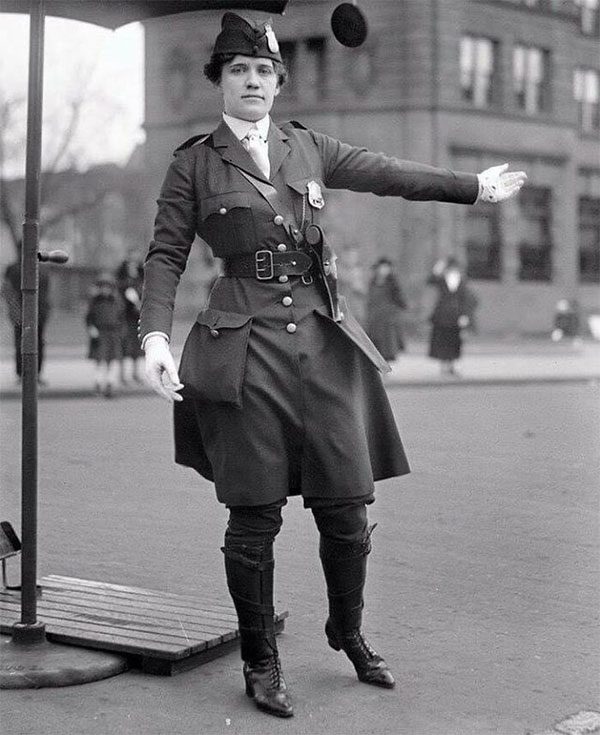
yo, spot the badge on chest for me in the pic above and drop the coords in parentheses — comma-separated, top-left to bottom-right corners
(307, 180, 325, 209)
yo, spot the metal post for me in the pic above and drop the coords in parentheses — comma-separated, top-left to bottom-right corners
(13, 0, 46, 644)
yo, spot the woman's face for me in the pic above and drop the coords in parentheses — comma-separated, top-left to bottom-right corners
(220, 55, 280, 121)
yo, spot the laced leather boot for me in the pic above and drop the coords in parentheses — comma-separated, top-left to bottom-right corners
(320, 526, 395, 689)
(325, 619, 395, 689)
(243, 651, 293, 718)
(223, 540, 294, 718)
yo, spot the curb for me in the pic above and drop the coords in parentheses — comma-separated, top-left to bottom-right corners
(1, 374, 599, 401)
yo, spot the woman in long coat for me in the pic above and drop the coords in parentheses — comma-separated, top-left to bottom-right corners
(139, 12, 526, 719)
(365, 258, 407, 361)
(428, 256, 478, 375)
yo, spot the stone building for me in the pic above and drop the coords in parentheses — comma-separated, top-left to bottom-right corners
(143, 0, 599, 334)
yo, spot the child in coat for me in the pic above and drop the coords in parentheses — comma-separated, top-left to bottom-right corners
(86, 274, 124, 397)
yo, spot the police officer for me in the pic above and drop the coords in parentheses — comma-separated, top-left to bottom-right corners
(139, 12, 526, 719)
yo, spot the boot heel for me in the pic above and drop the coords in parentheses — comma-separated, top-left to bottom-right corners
(243, 669, 254, 698)
(328, 637, 341, 651)
(325, 620, 341, 651)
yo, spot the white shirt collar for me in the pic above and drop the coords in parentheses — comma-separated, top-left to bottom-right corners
(222, 113, 270, 141)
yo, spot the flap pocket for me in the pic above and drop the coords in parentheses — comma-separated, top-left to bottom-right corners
(179, 308, 254, 407)
(196, 308, 253, 330)
(200, 192, 252, 220)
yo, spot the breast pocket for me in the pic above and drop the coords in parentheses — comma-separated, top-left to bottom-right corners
(179, 307, 254, 407)
(198, 192, 256, 256)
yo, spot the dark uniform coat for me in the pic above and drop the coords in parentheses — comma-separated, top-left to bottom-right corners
(140, 120, 479, 506)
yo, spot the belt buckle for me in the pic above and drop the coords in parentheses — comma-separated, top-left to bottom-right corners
(255, 250, 274, 280)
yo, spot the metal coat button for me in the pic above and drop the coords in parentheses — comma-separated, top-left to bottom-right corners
(210, 328, 219, 337)
(219, 207, 227, 215)
(286, 322, 297, 333)
(277, 243, 287, 252)
(274, 215, 284, 225)
(282, 296, 293, 307)
(278, 275, 288, 283)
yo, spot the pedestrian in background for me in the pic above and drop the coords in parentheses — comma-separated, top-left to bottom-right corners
(115, 254, 144, 384)
(365, 257, 407, 361)
(427, 256, 478, 376)
(139, 11, 526, 719)
(85, 273, 123, 398)
(551, 298, 581, 345)
(1, 249, 51, 385)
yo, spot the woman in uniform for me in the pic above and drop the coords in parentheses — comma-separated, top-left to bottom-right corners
(139, 12, 526, 719)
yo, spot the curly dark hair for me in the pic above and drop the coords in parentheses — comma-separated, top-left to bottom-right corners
(204, 53, 288, 88)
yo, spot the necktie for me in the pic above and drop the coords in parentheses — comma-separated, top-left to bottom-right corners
(242, 127, 270, 179)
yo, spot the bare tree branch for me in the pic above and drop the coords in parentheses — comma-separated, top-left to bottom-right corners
(40, 188, 109, 232)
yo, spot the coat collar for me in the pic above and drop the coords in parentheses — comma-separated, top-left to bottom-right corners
(211, 119, 290, 184)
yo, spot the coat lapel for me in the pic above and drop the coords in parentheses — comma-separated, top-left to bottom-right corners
(267, 124, 291, 181)
(211, 120, 271, 184)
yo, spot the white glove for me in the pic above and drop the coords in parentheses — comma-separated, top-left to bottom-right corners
(477, 163, 527, 203)
(458, 315, 470, 329)
(87, 325, 99, 339)
(143, 335, 184, 402)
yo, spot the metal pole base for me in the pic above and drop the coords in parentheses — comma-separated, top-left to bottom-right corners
(11, 621, 46, 644)
(0, 635, 128, 689)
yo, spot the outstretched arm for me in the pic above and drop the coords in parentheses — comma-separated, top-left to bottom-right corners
(311, 130, 526, 205)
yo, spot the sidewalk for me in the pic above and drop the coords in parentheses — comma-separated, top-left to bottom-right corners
(1, 338, 598, 399)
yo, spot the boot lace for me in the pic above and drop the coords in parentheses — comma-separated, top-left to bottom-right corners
(345, 630, 379, 661)
(268, 655, 284, 689)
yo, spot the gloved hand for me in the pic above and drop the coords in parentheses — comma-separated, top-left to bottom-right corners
(458, 315, 470, 329)
(477, 163, 527, 203)
(87, 325, 99, 339)
(143, 335, 184, 402)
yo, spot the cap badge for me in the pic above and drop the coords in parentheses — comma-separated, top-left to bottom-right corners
(264, 24, 279, 54)
(307, 180, 325, 209)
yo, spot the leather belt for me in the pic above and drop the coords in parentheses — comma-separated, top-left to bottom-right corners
(223, 250, 314, 280)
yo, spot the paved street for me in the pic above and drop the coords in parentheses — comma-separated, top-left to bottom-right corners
(1, 384, 599, 735)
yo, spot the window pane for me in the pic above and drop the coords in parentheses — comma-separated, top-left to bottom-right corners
(464, 203, 502, 280)
(579, 197, 600, 283)
(461, 35, 496, 107)
(518, 187, 553, 281)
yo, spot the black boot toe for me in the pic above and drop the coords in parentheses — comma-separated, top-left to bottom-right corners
(243, 657, 294, 718)
(326, 619, 396, 689)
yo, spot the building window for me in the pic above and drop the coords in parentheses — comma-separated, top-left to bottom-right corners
(513, 45, 551, 114)
(575, 0, 600, 36)
(304, 37, 328, 100)
(574, 68, 600, 133)
(460, 35, 498, 108)
(464, 202, 502, 280)
(518, 187, 553, 281)
(579, 197, 600, 283)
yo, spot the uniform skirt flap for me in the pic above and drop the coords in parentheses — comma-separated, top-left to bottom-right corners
(313, 298, 391, 374)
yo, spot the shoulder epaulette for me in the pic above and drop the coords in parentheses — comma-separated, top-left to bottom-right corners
(174, 133, 210, 154)
(284, 120, 308, 130)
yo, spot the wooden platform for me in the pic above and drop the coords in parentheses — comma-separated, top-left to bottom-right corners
(0, 575, 288, 675)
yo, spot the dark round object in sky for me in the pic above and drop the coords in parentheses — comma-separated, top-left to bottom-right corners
(331, 3, 368, 48)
